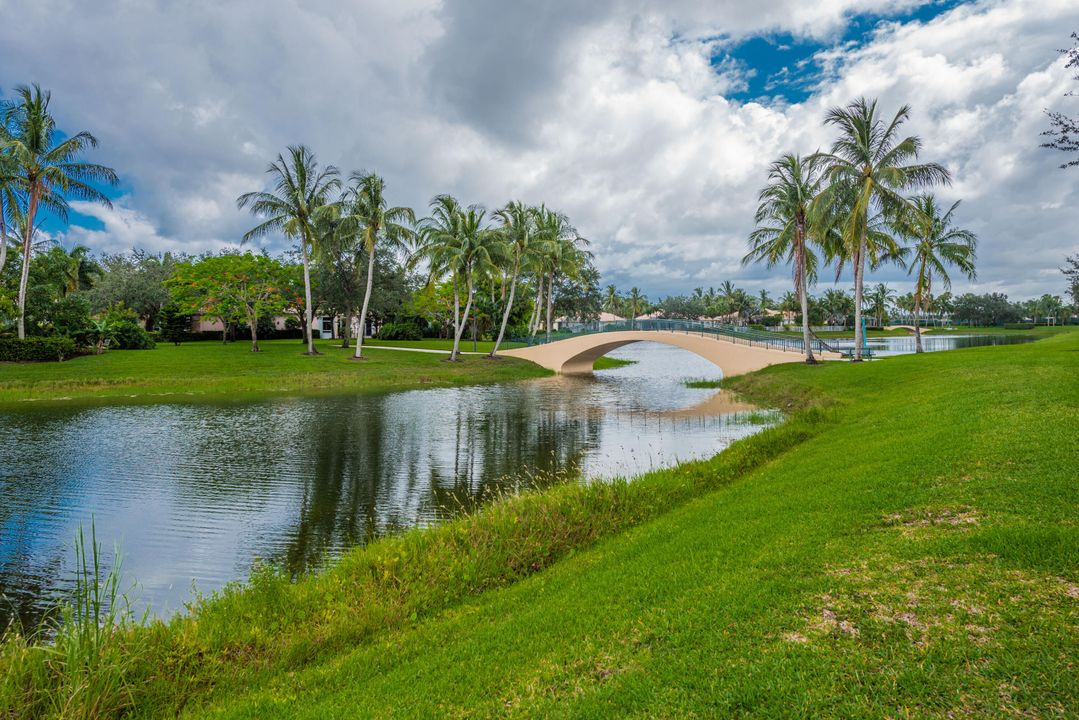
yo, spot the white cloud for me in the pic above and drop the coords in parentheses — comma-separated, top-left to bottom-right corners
(2, 0, 1077, 300)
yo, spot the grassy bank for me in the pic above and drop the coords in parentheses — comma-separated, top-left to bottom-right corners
(0, 339, 554, 405)
(3, 332, 1077, 717)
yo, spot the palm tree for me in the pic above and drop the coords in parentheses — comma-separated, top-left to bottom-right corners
(814, 97, 950, 360)
(627, 287, 645, 328)
(490, 201, 538, 357)
(900, 195, 977, 352)
(340, 171, 415, 359)
(237, 145, 340, 354)
(534, 209, 590, 342)
(603, 284, 620, 315)
(2, 84, 118, 338)
(744, 154, 827, 362)
(866, 282, 896, 327)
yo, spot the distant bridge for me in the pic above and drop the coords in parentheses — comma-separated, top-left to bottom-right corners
(499, 320, 843, 377)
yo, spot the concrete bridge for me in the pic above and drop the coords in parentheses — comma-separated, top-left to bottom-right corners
(499, 321, 842, 377)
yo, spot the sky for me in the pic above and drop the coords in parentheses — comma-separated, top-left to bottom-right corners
(1, 0, 1077, 301)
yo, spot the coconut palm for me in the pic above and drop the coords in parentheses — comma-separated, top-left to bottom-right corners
(339, 171, 415, 359)
(627, 287, 646, 328)
(603, 284, 620, 315)
(744, 154, 827, 362)
(2, 84, 118, 338)
(866, 282, 896, 327)
(814, 97, 950, 360)
(533, 209, 590, 342)
(490, 201, 539, 357)
(414, 194, 466, 348)
(900, 195, 977, 352)
(237, 145, 340, 354)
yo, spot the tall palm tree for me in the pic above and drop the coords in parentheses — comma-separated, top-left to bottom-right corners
(490, 201, 538, 357)
(534, 209, 590, 342)
(340, 171, 415, 359)
(2, 84, 118, 339)
(237, 145, 340, 354)
(814, 97, 950, 360)
(414, 194, 466, 348)
(744, 154, 826, 362)
(603, 284, 620, 315)
(901, 194, 977, 352)
(627, 287, 646, 328)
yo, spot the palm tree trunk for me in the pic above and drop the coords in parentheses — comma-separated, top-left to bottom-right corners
(248, 310, 260, 352)
(354, 250, 376, 359)
(0, 194, 8, 277)
(450, 272, 461, 358)
(545, 273, 553, 343)
(16, 188, 39, 340)
(340, 307, 352, 348)
(796, 233, 816, 364)
(914, 258, 926, 354)
(491, 258, 519, 357)
(300, 234, 316, 354)
(852, 238, 865, 362)
(528, 281, 542, 339)
(450, 271, 474, 361)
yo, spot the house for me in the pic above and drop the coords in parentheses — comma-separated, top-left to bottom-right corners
(190, 314, 378, 339)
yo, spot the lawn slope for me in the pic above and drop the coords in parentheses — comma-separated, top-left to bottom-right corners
(0, 339, 550, 405)
(192, 331, 1078, 718)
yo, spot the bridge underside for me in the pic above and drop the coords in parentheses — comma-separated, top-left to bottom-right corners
(500, 330, 833, 377)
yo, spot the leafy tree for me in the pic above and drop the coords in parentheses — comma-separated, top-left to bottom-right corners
(899, 195, 977, 351)
(167, 253, 290, 352)
(237, 145, 340, 354)
(1042, 32, 1079, 168)
(1, 84, 118, 339)
(86, 250, 180, 330)
(952, 293, 1022, 326)
(814, 97, 949, 359)
(865, 282, 896, 327)
(1063, 254, 1079, 306)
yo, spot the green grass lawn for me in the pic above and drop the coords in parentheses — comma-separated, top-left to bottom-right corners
(0, 339, 554, 405)
(192, 331, 1077, 718)
(3, 333, 1076, 718)
(363, 337, 526, 352)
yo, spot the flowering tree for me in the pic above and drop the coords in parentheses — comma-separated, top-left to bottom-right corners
(166, 253, 289, 351)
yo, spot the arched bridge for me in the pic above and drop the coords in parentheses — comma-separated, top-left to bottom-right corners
(499, 320, 843, 377)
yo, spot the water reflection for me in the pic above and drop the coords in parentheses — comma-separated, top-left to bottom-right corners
(829, 333, 1036, 356)
(0, 343, 768, 626)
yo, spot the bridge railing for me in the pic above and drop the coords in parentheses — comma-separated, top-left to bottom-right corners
(509, 319, 867, 357)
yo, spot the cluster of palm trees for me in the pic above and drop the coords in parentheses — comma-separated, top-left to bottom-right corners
(0, 84, 118, 339)
(237, 146, 591, 361)
(744, 97, 978, 359)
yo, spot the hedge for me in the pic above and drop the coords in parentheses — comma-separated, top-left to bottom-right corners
(0, 337, 79, 362)
(1003, 323, 1035, 330)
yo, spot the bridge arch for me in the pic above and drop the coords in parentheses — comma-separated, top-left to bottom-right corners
(499, 330, 825, 378)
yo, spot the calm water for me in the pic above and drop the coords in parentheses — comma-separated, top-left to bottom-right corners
(828, 333, 1037, 356)
(0, 343, 770, 627)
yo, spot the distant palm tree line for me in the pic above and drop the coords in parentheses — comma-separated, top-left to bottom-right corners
(237, 145, 592, 361)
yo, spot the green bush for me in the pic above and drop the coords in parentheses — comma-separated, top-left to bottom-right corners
(760, 315, 782, 327)
(1004, 322, 1035, 330)
(377, 322, 422, 341)
(102, 305, 156, 350)
(0, 337, 78, 362)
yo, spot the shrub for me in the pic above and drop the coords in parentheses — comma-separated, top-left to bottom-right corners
(108, 321, 156, 350)
(0, 337, 78, 362)
(761, 315, 782, 327)
(1003, 322, 1035, 330)
(377, 322, 422, 341)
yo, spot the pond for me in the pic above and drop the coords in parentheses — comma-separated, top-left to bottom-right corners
(827, 332, 1037, 356)
(0, 342, 771, 628)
